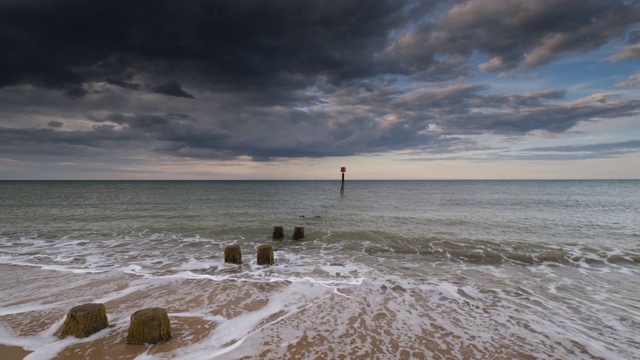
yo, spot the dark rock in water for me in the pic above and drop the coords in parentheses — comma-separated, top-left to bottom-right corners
(293, 226, 304, 240)
(126, 307, 171, 345)
(224, 245, 242, 265)
(58, 303, 109, 338)
(272, 226, 284, 240)
(257, 244, 274, 265)
(391, 285, 406, 292)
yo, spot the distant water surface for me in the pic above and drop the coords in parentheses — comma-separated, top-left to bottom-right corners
(0, 180, 638, 359)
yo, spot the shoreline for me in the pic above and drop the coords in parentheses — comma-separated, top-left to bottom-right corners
(0, 263, 505, 359)
(1, 251, 638, 359)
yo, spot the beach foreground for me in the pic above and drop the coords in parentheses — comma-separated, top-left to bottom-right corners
(1, 250, 638, 360)
(0, 262, 521, 359)
(1, 180, 639, 359)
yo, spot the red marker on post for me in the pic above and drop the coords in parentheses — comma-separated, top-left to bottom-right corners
(340, 167, 346, 195)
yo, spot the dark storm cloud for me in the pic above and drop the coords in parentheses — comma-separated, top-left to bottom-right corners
(152, 81, 194, 99)
(627, 28, 640, 44)
(94, 113, 231, 148)
(0, 107, 452, 161)
(440, 99, 640, 134)
(388, 0, 640, 72)
(0, 0, 417, 92)
(1, 0, 639, 166)
(356, 84, 639, 135)
(0, 126, 140, 159)
(3, 86, 638, 163)
(66, 87, 88, 98)
(47, 120, 63, 128)
(5, 0, 633, 91)
(106, 78, 141, 91)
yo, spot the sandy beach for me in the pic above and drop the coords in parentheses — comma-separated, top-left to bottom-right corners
(0, 263, 547, 359)
(1, 181, 638, 359)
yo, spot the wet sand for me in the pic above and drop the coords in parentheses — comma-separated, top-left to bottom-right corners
(2, 180, 639, 359)
(0, 345, 31, 360)
(0, 263, 556, 360)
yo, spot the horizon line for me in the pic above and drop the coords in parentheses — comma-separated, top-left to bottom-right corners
(1, 179, 638, 181)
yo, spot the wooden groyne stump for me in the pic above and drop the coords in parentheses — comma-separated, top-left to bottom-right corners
(58, 303, 108, 338)
(272, 226, 284, 240)
(126, 307, 171, 345)
(224, 245, 242, 264)
(257, 244, 274, 265)
(293, 226, 305, 240)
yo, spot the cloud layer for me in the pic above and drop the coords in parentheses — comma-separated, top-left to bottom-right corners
(1, 0, 639, 172)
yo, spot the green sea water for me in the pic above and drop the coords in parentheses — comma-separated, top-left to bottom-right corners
(0, 180, 639, 359)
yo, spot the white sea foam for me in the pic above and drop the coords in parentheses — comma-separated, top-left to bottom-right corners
(1, 232, 639, 359)
(0, 303, 64, 317)
(22, 326, 117, 360)
(141, 281, 332, 360)
(172, 258, 216, 271)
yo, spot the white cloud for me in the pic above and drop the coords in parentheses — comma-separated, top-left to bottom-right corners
(605, 44, 640, 62)
(616, 72, 640, 87)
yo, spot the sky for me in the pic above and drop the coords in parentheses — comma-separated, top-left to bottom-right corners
(1, 0, 639, 180)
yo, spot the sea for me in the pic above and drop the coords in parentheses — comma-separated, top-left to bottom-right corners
(0, 180, 638, 359)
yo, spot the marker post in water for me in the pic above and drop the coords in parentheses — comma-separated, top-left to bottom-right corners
(340, 167, 346, 195)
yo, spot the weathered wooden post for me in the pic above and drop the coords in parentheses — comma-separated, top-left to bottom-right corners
(340, 166, 346, 195)
(58, 303, 109, 338)
(293, 226, 305, 240)
(257, 244, 274, 265)
(224, 245, 242, 264)
(126, 307, 171, 345)
(272, 226, 284, 240)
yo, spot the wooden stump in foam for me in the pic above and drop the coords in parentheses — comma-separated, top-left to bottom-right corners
(272, 226, 284, 240)
(126, 307, 171, 345)
(59, 303, 109, 338)
(293, 226, 305, 240)
(257, 244, 274, 265)
(224, 245, 242, 264)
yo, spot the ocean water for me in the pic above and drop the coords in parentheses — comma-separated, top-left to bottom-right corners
(0, 180, 638, 359)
